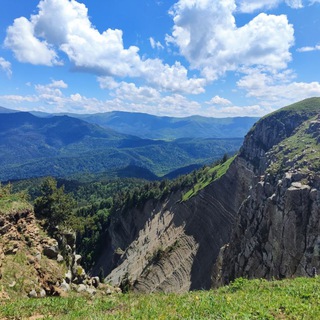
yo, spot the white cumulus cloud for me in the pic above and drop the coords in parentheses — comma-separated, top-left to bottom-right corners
(5, 17, 61, 66)
(4, 0, 205, 95)
(237, 69, 320, 107)
(167, 0, 294, 81)
(206, 95, 232, 106)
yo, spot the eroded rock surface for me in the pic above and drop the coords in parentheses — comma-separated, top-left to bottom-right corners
(213, 101, 320, 287)
(94, 156, 252, 292)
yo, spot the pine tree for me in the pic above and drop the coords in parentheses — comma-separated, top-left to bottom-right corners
(34, 177, 75, 230)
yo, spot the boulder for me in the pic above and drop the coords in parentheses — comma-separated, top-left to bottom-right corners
(76, 284, 87, 293)
(39, 289, 46, 298)
(91, 276, 100, 288)
(43, 245, 59, 259)
(60, 280, 71, 292)
(28, 289, 38, 298)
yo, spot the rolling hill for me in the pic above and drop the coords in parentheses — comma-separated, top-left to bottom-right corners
(0, 112, 243, 181)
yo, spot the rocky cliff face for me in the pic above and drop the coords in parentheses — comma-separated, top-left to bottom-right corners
(0, 204, 118, 299)
(212, 98, 320, 286)
(0, 207, 66, 298)
(93, 156, 252, 292)
(94, 97, 320, 292)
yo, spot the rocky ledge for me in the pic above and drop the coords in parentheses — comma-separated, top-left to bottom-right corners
(0, 209, 120, 299)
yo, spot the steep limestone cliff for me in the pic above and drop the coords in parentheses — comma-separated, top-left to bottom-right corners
(93, 156, 252, 292)
(212, 98, 320, 286)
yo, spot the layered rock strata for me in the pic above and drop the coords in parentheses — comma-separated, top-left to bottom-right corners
(94, 156, 252, 292)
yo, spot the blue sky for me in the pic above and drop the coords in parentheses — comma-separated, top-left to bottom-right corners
(0, 0, 320, 117)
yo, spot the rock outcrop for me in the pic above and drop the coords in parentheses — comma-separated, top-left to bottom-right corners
(0, 208, 66, 298)
(0, 206, 120, 299)
(212, 98, 320, 286)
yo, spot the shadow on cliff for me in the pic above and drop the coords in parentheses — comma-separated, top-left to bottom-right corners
(173, 158, 253, 290)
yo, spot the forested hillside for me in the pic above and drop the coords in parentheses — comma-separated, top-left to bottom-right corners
(0, 111, 242, 181)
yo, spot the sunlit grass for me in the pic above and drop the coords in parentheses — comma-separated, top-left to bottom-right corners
(182, 156, 235, 201)
(1, 277, 320, 319)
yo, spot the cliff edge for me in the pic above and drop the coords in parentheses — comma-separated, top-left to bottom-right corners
(213, 97, 320, 286)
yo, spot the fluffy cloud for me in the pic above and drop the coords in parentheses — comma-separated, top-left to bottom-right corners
(0, 79, 203, 116)
(34, 79, 67, 108)
(114, 82, 161, 103)
(168, 0, 294, 80)
(204, 94, 271, 117)
(206, 95, 232, 106)
(0, 57, 12, 77)
(0, 77, 275, 117)
(237, 69, 320, 107)
(4, 0, 205, 94)
(100, 80, 202, 115)
(297, 44, 320, 52)
(137, 59, 206, 94)
(237, 0, 281, 12)
(5, 17, 61, 66)
(98, 77, 120, 90)
(236, 0, 303, 12)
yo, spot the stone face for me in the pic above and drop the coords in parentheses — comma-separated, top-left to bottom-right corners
(212, 106, 320, 287)
(93, 156, 253, 293)
(74, 254, 82, 264)
(213, 172, 320, 286)
(43, 245, 59, 259)
(39, 289, 46, 298)
(65, 270, 72, 284)
(91, 276, 100, 288)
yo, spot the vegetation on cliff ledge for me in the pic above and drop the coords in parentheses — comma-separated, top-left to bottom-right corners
(0, 183, 31, 214)
(182, 155, 235, 201)
(267, 114, 320, 175)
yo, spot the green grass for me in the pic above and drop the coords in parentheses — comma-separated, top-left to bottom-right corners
(0, 188, 31, 214)
(1, 277, 320, 319)
(267, 116, 320, 175)
(182, 156, 235, 201)
(276, 97, 320, 114)
(248, 97, 320, 134)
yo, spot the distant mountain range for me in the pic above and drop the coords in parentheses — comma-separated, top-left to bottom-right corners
(70, 111, 258, 140)
(0, 109, 246, 181)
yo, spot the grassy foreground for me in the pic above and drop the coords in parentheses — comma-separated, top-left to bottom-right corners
(1, 277, 320, 319)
